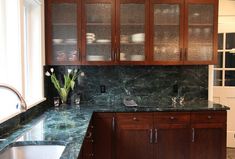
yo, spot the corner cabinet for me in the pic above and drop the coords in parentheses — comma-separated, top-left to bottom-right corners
(150, 0, 218, 65)
(45, 0, 218, 65)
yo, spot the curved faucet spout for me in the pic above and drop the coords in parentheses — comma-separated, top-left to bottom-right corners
(0, 84, 27, 111)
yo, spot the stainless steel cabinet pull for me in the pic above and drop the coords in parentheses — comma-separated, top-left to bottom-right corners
(154, 129, 158, 143)
(192, 128, 195, 142)
(112, 117, 115, 132)
(133, 117, 137, 121)
(150, 129, 153, 144)
(170, 116, 175, 120)
(208, 115, 212, 119)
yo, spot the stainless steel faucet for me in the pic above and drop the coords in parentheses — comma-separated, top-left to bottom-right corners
(0, 84, 27, 111)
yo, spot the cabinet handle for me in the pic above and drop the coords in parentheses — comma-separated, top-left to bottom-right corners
(150, 129, 153, 144)
(154, 129, 158, 143)
(180, 48, 183, 60)
(208, 115, 212, 119)
(169, 116, 175, 120)
(192, 128, 195, 142)
(86, 132, 92, 139)
(112, 116, 115, 132)
(184, 48, 187, 60)
(133, 117, 137, 121)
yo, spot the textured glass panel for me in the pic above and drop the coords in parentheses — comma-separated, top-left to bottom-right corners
(187, 4, 214, 61)
(214, 52, 223, 68)
(225, 71, 235, 86)
(86, 4, 111, 61)
(52, 4, 78, 63)
(225, 52, 235, 68)
(218, 33, 223, 50)
(153, 4, 180, 61)
(226, 33, 235, 50)
(213, 71, 222, 86)
(120, 4, 145, 61)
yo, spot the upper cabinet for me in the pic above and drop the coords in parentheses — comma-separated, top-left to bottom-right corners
(185, 0, 218, 64)
(150, 0, 218, 65)
(45, 0, 82, 65)
(45, 0, 218, 65)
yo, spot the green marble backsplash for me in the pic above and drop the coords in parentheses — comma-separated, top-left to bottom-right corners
(44, 65, 208, 105)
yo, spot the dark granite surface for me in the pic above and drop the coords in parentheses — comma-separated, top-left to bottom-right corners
(0, 101, 230, 159)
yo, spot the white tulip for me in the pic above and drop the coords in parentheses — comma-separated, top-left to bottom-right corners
(68, 69, 72, 74)
(45, 71, 51, 76)
(50, 68, 54, 73)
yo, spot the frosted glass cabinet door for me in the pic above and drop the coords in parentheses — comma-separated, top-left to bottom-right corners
(51, 3, 79, 64)
(119, 2, 146, 62)
(153, 3, 182, 62)
(187, 3, 215, 62)
(85, 2, 112, 62)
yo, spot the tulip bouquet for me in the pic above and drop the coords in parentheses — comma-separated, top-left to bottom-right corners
(45, 68, 84, 104)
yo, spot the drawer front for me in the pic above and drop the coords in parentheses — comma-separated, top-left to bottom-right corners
(155, 112, 190, 124)
(116, 113, 153, 128)
(191, 111, 226, 123)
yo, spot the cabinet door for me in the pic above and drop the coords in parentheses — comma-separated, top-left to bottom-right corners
(83, 0, 115, 64)
(45, 0, 81, 65)
(154, 112, 190, 159)
(190, 126, 226, 159)
(184, 0, 218, 64)
(190, 111, 226, 159)
(116, 113, 154, 159)
(150, 0, 184, 65)
(93, 113, 114, 159)
(116, 0, 149, 64)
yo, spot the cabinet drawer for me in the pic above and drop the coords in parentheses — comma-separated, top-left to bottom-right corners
(155, 112, 190, 124)
(191, 111, 226, 123)
(116, 113, 153, 127)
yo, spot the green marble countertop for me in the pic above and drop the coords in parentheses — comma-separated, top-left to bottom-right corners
(0, 100, 230, 159)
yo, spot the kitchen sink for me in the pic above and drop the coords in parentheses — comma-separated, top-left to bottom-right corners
(0, 143, 65, 159)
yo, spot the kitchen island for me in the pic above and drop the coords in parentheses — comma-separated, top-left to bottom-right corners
(0, 100, 230, 159)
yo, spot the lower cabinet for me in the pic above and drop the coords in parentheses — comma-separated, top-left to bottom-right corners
(190, 111, 227, 159)
(93, 113, 115, 159)
(154, 112, 191, 159)
(116, 113, 154, 159)
(79, 111, 227, 159)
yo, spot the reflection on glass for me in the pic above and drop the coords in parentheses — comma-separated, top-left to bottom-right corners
(52, 4, 78, 63)
(120, 4, 145, 61)
(86, 4, 112, 61)
(226, 33, 235, 50)
(154, 4, 180, 61)
(187, 4, 214, 61)
(218, 33, 223, 50)
(214, 71, 222, 86)
(225, 52, 235, 68)
(225, 71, 235, 86)
(214, 52, 223, 68)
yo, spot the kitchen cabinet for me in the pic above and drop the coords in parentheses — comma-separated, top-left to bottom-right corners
(93, 113, 115, 159)
(116, 113, 154, 159)
(150, 0, 218, 65)
(45, 0, 82, 65)
(79, 120, 94, 159)
(190, 111, 226, 159)
(154, 112, 191, 159)
(45, 0, 218, 65)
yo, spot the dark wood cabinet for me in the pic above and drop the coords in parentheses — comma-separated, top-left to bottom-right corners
(190, 111, 226, 159)
(116, 113, 154, 159)
(79, 119, 94, 159)
(93, 113, 115, 159)
(45, 0, 218, 65)
(150, 0, 218, 65)
(154, 112, 191, 159)
(79, 111, 226, 159)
